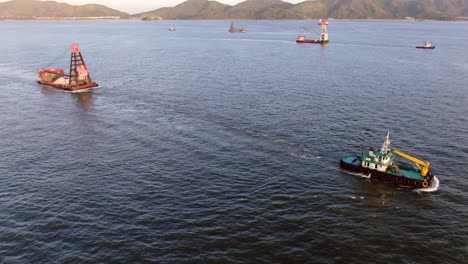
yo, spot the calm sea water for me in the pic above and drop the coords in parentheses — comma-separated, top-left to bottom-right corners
(0, 20, 467, 263)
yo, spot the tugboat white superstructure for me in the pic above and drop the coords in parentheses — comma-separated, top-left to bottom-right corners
(340, 132, 435, 189)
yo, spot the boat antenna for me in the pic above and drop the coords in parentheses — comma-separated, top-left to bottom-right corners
(381, 131, 391, 153)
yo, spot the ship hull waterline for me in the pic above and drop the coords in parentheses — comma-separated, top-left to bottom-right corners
(229, 30, 247, 33)
(38, 80, 99, 92)
(296, 40, 328, 44)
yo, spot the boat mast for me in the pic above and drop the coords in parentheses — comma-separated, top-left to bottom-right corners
(69, 43, 93, 87)
(381, 131, 391, 153)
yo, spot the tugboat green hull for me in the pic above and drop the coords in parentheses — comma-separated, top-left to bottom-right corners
(340, 154, 434, 188)
(340, 132, 436, 189)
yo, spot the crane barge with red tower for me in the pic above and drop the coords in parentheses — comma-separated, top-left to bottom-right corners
(297, 19, 329, 44)
(38, 43, 99, 92)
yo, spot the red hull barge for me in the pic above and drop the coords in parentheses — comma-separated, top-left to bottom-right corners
(37, 80, 99, 91)
(296, 36, 328, 44)
(38, 43, 99, 92)
(297, 19, 329, 44)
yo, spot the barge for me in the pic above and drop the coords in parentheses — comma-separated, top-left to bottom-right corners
(297, 19, 329, 44)
(38, 43, 99, 92)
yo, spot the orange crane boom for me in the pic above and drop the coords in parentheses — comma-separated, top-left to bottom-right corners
(393, 149, 430, 177)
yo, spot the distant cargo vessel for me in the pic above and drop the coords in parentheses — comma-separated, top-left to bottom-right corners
(416, 40, 435, 49)
(297, 19, 329, 44)
(38, 43, 99, 92)
(340, 132, 436, 189)
(229, 21, 247, 33)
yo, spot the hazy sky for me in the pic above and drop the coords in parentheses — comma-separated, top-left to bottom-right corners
(0, 0, 307, 14)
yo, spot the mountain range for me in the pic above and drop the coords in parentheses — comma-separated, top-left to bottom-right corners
(1, 0, 468, 20)
(0, 0, 129, 19)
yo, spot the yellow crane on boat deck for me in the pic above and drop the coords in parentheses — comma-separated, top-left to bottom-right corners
(393, 150, 430, 177)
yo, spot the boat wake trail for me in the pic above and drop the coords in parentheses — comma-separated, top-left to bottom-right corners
(274, 139, 320, 160)
(211, 121, 269, 139)
(0, 64, 37, 81)
(414, 176, 440, 193)
(210, 121, 320, 160)
(69, 87, 97, 94)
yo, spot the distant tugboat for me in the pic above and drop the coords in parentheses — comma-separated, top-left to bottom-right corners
(169, 26, 176, 31)
(229, 21, 247, 33)
(416, 40, 435, 49)
(297, 19, 329, 44)
(38, 43, 98, 92)
(340, 132, 436, 189)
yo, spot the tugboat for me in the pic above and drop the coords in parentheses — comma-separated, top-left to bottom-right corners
(169, 26, 176, 31)
(38, 43, 99, 92)
(297, 19, 328, 44)
(340, 132, 436, 189)
(229, 21, 247, 33)
(416, 40, 435, 49)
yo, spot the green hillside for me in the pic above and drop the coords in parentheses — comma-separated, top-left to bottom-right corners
(136, 0, 468, 20)
(0, 0, 129, 19)
(2, 0, 467, 20)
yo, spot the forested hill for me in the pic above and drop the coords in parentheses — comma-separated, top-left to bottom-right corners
(0, 0, 129, 19)
(2, 0, 467, 20)
(137, 0, 468, 20)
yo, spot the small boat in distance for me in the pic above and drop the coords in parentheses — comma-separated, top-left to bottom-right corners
(297, 19, 329, 44)
(169, 26, 176, 31)
(38, 43, 98, 92)
(340, 132, 436, 189)
(229, 21, 247, 33)
(416, 40, 435, 49)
